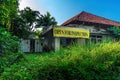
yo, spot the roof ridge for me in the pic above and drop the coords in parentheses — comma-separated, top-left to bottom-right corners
(61, 11, 120, 26)
(83, 11, 120, 24)
(61, 11, 83, 26)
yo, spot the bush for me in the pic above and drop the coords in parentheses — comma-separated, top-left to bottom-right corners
(0, 28, 24, 76)
(0, 28, 20, 55)
(0, 42, 120, 80)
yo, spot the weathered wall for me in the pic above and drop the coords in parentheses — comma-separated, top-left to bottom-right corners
(21, 39, 42, 53)
(66, 24, 112, 43)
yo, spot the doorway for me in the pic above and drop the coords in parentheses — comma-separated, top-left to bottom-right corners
(30, 39, 35, 52)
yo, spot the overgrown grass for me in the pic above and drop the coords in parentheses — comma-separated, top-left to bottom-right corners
(0, 42, 120, 80)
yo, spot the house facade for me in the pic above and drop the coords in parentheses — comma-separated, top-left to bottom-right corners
(41, 11, 120, 51)
(20, 39, 43, 53)
(61, 11, 120, 45)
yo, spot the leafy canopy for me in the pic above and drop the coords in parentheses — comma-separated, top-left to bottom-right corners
(0, 0, 57, 38)
(11, 7, 40, 38)
(0, 0, 19, 29)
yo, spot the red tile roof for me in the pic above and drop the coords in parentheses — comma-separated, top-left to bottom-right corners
(61, 11, 120, 26)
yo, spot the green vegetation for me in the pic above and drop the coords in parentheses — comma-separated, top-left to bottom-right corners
(37, 12, 57, 31)
(12, 7, 41, 38)
(0, 1, 57, 78)
(108, 26, 120, 39)
(0, 0, 19, 29)
(0, 28, 20, 55)
(0, 28, 24, 76)
(0, 1, 120, 80)
(0, 42, 120, 80)
(0, 0, 57, 38)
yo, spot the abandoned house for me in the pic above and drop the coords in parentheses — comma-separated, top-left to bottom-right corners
(61, 11, 120, 44)
(41, 11, 120, 51)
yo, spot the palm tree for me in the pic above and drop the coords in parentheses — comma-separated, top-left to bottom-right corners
(37, 12, 57, 31)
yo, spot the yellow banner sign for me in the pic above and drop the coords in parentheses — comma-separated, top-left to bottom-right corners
(53, 27, 89, 38)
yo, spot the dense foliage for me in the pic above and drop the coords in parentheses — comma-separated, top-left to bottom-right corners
(108, 26, 120, 39)
(0, 0, 57, 38)
(0, 0, 19, 29)
(11, 7, 57, 38)
(11, 7, 41, 38)
(0, 42, 120, 80)
(0, 28, 19, 55)
(0, 28, 24, 76)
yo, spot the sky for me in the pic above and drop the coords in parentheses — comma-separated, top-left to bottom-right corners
(19, 0, 120, 25)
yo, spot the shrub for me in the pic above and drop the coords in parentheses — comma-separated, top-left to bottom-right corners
(0, 28, 20, 55)
(0, 42, 120, 80)
(0, 28, 24, 76)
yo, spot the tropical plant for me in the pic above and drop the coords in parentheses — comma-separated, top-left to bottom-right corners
(107, 26, 120, 39)
(37, 12, 57, 31)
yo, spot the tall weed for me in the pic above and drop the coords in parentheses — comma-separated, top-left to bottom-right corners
(1, 42, 120, 80)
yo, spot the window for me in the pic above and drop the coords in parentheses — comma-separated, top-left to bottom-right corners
(90, 35, 102, 43)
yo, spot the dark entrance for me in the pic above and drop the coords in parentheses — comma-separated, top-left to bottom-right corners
(30, 39, 35, 52)
(61, 38, 77, 47)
